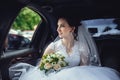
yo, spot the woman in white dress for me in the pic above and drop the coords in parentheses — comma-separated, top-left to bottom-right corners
(10, 17, 120, 80)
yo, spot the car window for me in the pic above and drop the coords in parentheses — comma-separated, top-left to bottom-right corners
(7, 7, 41, 50)
(81, 18, 120, 37)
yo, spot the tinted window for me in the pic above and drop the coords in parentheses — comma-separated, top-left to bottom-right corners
(81, 18, 120, 37)
(7, 7, 41, 50)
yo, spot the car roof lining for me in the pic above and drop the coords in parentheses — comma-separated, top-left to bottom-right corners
(32, 0, 120, 20)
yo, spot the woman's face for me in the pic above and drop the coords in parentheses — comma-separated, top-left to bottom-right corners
(57, 18, 75, 39)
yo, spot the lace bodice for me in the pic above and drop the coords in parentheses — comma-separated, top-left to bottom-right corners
(48, 40, 81, 67)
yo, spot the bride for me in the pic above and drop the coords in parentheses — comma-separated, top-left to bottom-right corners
(10, 16, 120, 80)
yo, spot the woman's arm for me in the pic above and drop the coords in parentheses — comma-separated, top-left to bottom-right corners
(38, 43, 55, 65)
(43, 47, 54, 54)
(80, 53, 89, 66)
(43, 42, 55, 54)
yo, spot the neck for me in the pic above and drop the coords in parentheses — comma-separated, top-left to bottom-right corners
(62, 37, 75, 53)
(62, 38, 74, 47)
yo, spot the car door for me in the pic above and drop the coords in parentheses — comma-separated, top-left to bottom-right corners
(0, 1, 57, 80)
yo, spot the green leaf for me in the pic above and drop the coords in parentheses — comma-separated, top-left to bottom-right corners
(40, 63, 45, 70)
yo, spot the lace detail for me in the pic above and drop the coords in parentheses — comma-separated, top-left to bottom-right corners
(51, 40, 81, 67)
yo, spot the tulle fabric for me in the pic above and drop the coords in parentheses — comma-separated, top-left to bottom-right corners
(18, 40, 120, 80)
(19, 65, 120, 80)
(52, 66, 120, 80)
(77, 25, 101, 66)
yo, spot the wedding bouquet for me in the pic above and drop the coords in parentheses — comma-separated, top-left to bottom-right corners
(39, 53, 68, 73)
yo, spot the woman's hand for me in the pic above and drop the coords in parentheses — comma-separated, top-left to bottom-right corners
(80, 53, 89, 66)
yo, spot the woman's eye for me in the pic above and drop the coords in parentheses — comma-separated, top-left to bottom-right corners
(57, 24, 65, 28)
(60, 25, 65, 27)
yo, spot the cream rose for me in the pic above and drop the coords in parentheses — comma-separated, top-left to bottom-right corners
(44, 63, 52, 70)
(53, 64, 61, 70)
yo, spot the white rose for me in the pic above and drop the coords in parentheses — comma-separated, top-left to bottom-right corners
(48, 58, 53, 62)
(42, 59, 47, 63)
(51, 54, 56, 57)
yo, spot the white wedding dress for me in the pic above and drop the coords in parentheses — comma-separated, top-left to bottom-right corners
(14, 40, 120, 80)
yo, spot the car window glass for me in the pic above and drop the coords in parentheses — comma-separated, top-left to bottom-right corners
(7, 7, 41, 50)
(81, 18, 120, 37)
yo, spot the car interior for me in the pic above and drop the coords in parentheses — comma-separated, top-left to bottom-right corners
(0, 0, 120, 80)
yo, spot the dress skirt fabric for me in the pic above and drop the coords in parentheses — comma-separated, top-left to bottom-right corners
(19, 66, 120, 80)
